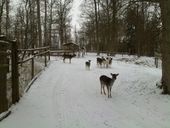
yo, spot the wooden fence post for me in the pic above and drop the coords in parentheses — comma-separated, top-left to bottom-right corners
(45, 52, 47, 67)
(48, 47, 50, 61)
(31, 57, 34, 79)
(0, 39, 8, 113)
(11, 40, 19, 103)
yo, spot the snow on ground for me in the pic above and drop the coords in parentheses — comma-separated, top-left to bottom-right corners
(113, 54, 162, 68)
(0, 53, 170, 128)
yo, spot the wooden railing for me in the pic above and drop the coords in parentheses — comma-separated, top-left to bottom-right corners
(0, 36, 51, 116)
(18, 47, 50, 79)
(50, 49, 75, 56)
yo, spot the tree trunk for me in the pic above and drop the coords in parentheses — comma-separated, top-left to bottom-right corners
(0, 0, 5, 34)
(5, 0, 10, 36)
(110, 0, 117, 52)
(44, 0, 48, 46)
(106, 0, 111, 53)
(160, 0, 170, 94)
(49, 0, 53, 48)
(36, 0, 42, 47)
(59, 24, 64, 46)
(94, 0, 100, 55)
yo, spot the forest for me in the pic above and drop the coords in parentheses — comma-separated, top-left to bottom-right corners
(0, 0, 170, 109)
(0, 0, 170, 127)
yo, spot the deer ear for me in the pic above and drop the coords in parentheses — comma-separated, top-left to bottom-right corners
(110, 73, 113, 76)
(116, 74, 119, 76)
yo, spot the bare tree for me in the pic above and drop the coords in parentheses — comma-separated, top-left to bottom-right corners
(93, 0, 100, 54)
(36, 0, 42, 47)
(44, 0, 48, 46)
(48, 0, 55, 47)
(5, 0, 10, 36)
(55, 0, 73, 46)
(0, 0, 6, 34)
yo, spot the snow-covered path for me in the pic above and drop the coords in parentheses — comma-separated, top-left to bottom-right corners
(0, 54, 170, 128)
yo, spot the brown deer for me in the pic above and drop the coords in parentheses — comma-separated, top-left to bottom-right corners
(96, 57, 105, 67)
(62, 53, 76, 63)
(100, 73, 119, 98)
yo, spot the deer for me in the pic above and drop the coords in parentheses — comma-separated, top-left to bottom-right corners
(85, 60, 91, 70)
(97, 56, 112, 68)
(106, 57, 112, 68)
(96, 57, 105, 67)
(100, 73, 119, 98)
(62, 53, 76, 63)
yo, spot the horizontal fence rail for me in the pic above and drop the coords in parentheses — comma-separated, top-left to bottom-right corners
(0, 35, 50, 116)
(18, 47, 50, 82)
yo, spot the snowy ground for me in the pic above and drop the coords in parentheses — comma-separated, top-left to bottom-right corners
(0, 53, 170, 128)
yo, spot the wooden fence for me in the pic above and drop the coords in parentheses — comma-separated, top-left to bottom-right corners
(0, 36, 50, 115)
(18, 46, 50, 79)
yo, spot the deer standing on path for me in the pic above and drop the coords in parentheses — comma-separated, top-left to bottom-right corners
(100, 73, 119, 98)
(62, 53, 76, 63)
(85, 60, 91, 70)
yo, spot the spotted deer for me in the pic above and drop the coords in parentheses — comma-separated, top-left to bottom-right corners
(100, 73, 119, 98)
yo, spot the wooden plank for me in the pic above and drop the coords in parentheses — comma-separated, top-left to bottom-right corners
(18, 46, 50, 51)
(31, 58, 34, 79)
(18, 51, 49, 64)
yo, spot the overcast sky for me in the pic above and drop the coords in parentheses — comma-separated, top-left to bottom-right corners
(71, 0, 83, 31)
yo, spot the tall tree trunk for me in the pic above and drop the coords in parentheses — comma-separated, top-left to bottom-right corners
(0, 0, 5, 34)
(49, 0, 53, 48)
(36, 0, 42, 47)
(106, 0, 111, 54)
(59, 23, 64, 46)
(5, 0, 10, 36)
(44, 0, 48, 46)
(94, 0, 100, 55)
(30, 1, 36, 48)
(160, 0, 170, 94)
(24, 0, 30, 48)
(59, 0, 64, 46)
(110, 0, 117, 52)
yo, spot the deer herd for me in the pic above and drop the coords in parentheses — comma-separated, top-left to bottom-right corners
(85, 56, 118, 98)
(62, 54, 119, 98)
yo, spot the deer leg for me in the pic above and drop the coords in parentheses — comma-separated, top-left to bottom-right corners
(103, 86, 106, 95)
(101, 84, 103, 94)
(106, 64, 109, 68)
(109, 87, 112, 98)
(107, 86, 110, 98)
